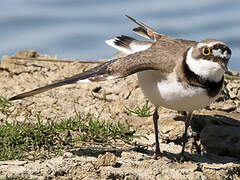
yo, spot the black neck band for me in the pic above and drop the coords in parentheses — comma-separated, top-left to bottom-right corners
(182, 48, 224, 97)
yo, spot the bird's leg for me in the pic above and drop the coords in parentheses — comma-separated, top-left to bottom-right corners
(153, 107, 161, 160)
(180, 111, 193, 159)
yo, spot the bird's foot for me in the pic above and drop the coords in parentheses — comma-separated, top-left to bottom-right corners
(153, 150, 162, 160)
(153, 151, 173, 163)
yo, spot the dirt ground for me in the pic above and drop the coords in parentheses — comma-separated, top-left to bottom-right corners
(0, 50, 240, 179)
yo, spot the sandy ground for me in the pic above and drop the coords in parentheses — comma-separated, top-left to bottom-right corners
(0, 50, 240, 179)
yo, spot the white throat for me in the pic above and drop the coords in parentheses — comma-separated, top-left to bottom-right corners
(186, 47, 225, 82)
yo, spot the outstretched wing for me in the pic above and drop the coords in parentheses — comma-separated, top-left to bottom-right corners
(9, 40, 179, 101)
(125, 15, 172, 41)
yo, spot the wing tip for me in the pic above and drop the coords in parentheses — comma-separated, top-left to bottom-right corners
(105, 39, 115, 46)
(105, 36, 135, 46)
(125, 14, 136, 22)
(105, 36, 135, 55)
(8, 97, 15, 101)
(9, 95, 22, 101)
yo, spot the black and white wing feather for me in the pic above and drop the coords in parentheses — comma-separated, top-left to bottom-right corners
(105, 35, 152, 54)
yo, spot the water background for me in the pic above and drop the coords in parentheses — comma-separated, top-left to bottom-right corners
(1, 0, 240, 71)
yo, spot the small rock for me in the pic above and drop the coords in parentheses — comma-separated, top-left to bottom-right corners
(229, 90, 237, 99)
(220, 103, 236, 112)
(96, 152, 116, 167)
(14, 50, 39, 58)
(159, 118, 185, 141)
(63, 152, 73, 158)
(210, 101, 236, 112)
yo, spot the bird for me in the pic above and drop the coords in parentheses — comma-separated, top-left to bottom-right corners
(9, 15, 232, 160)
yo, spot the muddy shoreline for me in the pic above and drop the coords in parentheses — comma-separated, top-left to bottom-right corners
(0, 50, 240, 179)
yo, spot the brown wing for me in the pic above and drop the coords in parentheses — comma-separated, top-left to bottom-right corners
(9, 38, 195, 101)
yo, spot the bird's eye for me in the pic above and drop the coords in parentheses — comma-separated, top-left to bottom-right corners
(202, 47, 211, 56)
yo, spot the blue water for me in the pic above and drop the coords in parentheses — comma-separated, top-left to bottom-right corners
(1, 0, 240, 71)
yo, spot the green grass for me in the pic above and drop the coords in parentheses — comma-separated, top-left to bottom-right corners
(0, 114, 135, 160)
(126, 100, 154, 117)
(0, 96, 13, 117)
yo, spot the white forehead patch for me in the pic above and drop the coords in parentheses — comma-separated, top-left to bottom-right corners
(212, 49, 231, 59)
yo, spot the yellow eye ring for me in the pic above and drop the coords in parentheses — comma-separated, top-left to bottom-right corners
(202, 47, 211, 56)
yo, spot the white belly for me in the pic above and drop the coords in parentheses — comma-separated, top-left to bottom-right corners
(137, 71, 215, 112)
